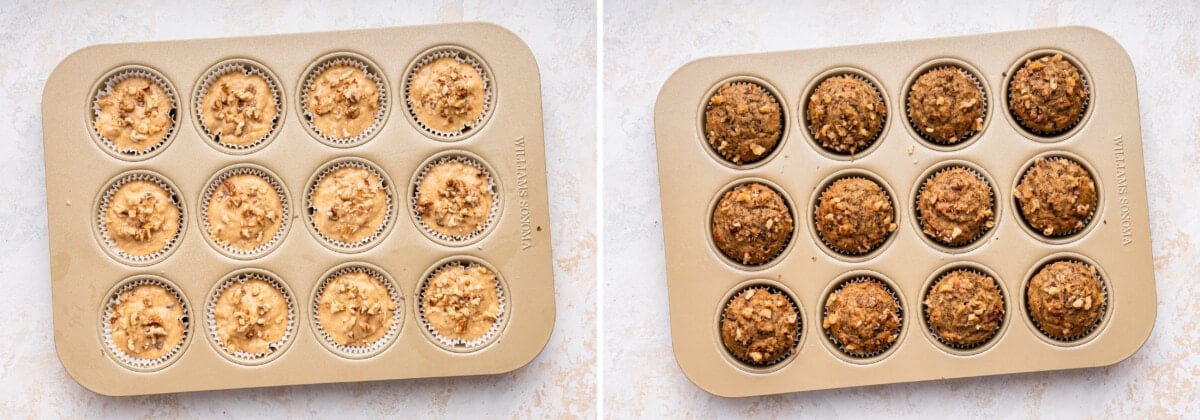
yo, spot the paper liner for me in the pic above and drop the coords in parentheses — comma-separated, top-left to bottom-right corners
(410, 154, 500, 244)
(205, 270, 296, 362)
(311, 265, 404, 358)
(416, 260, 508, 351)
(812, 175, 897, 256)
(299, 55, 388, 146)
(192, 60, 282, 151)
(198, 165, 291, 258)
(921, 267, 1006, 350)
(701, 80, 784, 166)
(905, 65, 988, 145)
(913, 165, 997, 248)
(89, 67, 180, 157)
(718, 284, 803, 368)
(1025, 259, 1110, 343)
(822, 276, 904, 359)
(709, 180, 795, 268)
(803, 72, 887, 156)
(404, 47, 494, 138)
(1006, 53, 1092, 137)
(95, 171, 185, 265)
(100, 276, 190, 371)
(1013, 155, 1099, 238)
(304, 158, 395, 250)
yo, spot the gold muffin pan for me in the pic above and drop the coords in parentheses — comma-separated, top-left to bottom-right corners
(654, 26, 1155, 396)
(43, 23, 554, 396)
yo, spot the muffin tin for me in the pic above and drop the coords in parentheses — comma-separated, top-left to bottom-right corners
(42, 23, 555, 396)
(653, 26, 1155, 396)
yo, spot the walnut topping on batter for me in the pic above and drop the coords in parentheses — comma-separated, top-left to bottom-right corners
(206, 173, 283, 251)
(1027, 261, 1103, 339)
(421, 264, 501, 342)
(918, 168, 995, 246)
(720, 288, 798, 364)
(807, 75, 886, 154)
(311, 166, 388, 243)
(409, 57, 487, 133)
(94, 76, 173, 152)
(201, 71, 277, 146)
(213, 278, 289, 355)
(108, 284, 185, 360)
(105, 179, 180, 256)
(924, 269, 1004, 347)
(907, 67, 984, 143)
(306, 64, 381, 139)
(711, 182, 794, 265)
(816, 178, 896, 254)
(704, 83, 782, 164)
(416, 160, 494, 238)
(1015, 157, 1096, 236)
(317, 271, 397, 347)
(1009, 54, 1087, 134)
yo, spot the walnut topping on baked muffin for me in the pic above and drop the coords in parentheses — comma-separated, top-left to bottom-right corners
(823, 281, 900, 356)
(711, 182, 794, 265)
(918, 168, 994, 246)
(1015, 157, 1097, 236)
(908, 67, 984, 143)
(94, 76, 173, 152)
(422, 264, 501, 342)
(108, 284, 186, 360)
(206, 173, 283, 251)
(416, 160, 494, 238)
(1027, 261, 1103, 340)
(409, 57, 487, 133)
(105, 179, 180, 257)
(704, 83, 782, 165)
(721, 288, 798, 364)
(311, 166, 388, 243)
(201, 71, 277, 146)
(306, 64, 381, 139)
(816, 178, 897, 254)
(807, 75, 886, 154)
(1009, 54, 1087, 134)
(924, 269, 1004, 347)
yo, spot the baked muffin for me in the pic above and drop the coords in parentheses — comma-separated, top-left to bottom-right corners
(704, 83, 782, 164)
(720, 288, 799, 364)
(317, 270, 398, 347)
(310, 165, 389, 243)
(200, 70, 277, 146)
(415, 160, 495, 238)
(711, 182, 794, 265)
(205, 173, 284, 251)
(807, 75, 886, 154)
(918, 168, 995, 246)
(107, 283, 186, 360)
(1015, 157, 1097, 236)
(212, 277, 290, 355)
(93, 76, 173, 152)
(816, 178, 897, 254)
(822, 280, 900, 356)
(408, 56, 487, 133)
(421, 263, 502, 343)
(306, 64, 381, 139)
(1027, 261, 1104, 340)
(924, 269, 1004, 347)
(104, 179, 180, 257)
(1009, 54, 1087, 134)
(907, 67, 984, 143)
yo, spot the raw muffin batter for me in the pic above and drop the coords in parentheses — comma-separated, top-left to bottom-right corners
(1015, 157, 1097, 236)
(807, 75, 886, 154)
(918, 168, 994, 246)
(93, 76, 173, 152)
(421, 264, 501, 343)
(205, 173, 283, 251)
(711, 182, 794, 265)
(720, 288, 798, 364)
(924, 269, 1004, 347)
(306, 64, 381, 139)
(104, 179, 180, 257)
(822, 281, 900, 356)
(311, 166, 388, 243)
(1009, 54, 1087, 134)
(415, 160, 495, 238)
(816, 178, 896, 254)
(408, 56, 487, 133)
(108, 283, 186, 360)
(1027, 261, 1104, 340)
(317, 270, 397, 347)
(200, 71, 277, 146)
(907, 67, 984, 143)
(213, 278, 289, 355)
(703, 83, 782, 164)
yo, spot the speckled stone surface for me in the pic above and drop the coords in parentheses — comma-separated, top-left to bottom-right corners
(604, 0, 1197, 416)
(0, 1, 595, 416)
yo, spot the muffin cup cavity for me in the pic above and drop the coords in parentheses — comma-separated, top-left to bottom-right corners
(705, 178, 798, 271)
(303, 157, 396, 253)
(198, 164, 291, 259)
(100, 275, 192, 372)
(94, 170, 187, 266)
(799, 68, 889, 160)
(819, 273, 905, 362)
(920, 264, 1008, 354)
(88, 65, 180, 161)
(1012, 152, 1101, 243)
(298, 53, 390, 148)
(903, 60, 990, 149)
(416, 257, 509, 353)
(403, 46, 496, 141)
(697, 76, 788, 169)
(715, 280, 804, 372)
(911, 162, 999, 252)
(408, 151, 501, 247)
(1004, 50, 1093, 141)
(192, 59, 284, 154)
(1021, 254, 1111, 346)
(205, 268, 296, 365)
(809, 170, 899, 261)
(310, 263, 404, 359)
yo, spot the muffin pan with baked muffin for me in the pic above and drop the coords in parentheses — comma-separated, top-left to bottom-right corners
(654, 26, 1155, 396)
(42, 23, 554, 396)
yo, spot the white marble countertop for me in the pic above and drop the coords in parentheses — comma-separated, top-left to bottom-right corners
(604, 0, 1198, 416)
(0, 1, 595, 417)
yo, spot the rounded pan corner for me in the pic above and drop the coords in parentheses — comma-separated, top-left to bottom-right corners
(53, 336, 121, 397)
(468, 21, 541, 78)
(493, 303, 557, 376)
(1067, 26, 1138, 77)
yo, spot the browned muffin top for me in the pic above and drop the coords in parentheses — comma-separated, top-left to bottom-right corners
(924, 269, 1004, 347)
(1009, 54, 1087, 134)
(1027, 261, 1103, 340)
(918, 168, 994, 246)
(721, 288, 799, 364)
(908, 67, 984, 143)
(1015, 158, 1096, 236)
(822, 281, 900, 356)
(816, 178, 896, 254)
(704, 83, 782, 164)
(712, 183, 793, 265)
(807, 75, 886, 154)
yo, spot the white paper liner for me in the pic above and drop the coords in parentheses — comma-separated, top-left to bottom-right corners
(921, 268, 1006, 350)
(305, 159, 395, 250)
(311, 265, 404, 357)
(299, 55, 388, 146)
(718, 284, 802, 367)
(205, 270, 296, 362)
(90, 67, 180, 157)
(822, 276, 904, 358)
(701, 80, 784, 165)
(410, 154, 499, 243)
(1013, 155, 1098, 238)
(914, 165, 997, 247)
(804, 72, 887, 156)
(1007, 54, 1092, 137)
(905, 65, 988, 145)
(199, 166, 290, 257)
(404, 47, 494, 138)
(710, 181, 794, 267)
(96, 172, 185, 264)
(812, 175, 897, 256)
(1025, 260, 1109, 342)
(193, 60, 282, 151)
(101, 277, 190, 370)
(416, 261, 507, 350)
